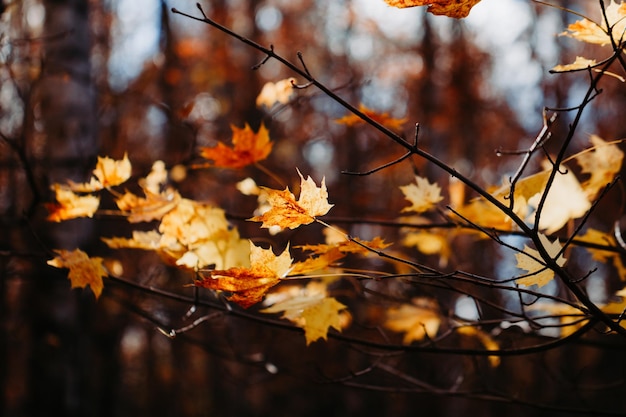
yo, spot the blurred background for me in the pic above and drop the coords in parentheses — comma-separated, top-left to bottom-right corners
(1, 0, 626, 415)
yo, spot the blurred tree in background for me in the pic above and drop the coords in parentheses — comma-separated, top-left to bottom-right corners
(2, 0, 626, 416)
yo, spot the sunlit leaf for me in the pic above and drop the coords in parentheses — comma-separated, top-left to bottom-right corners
(400, 175, 443, 214)
(261, 281, 349, 345)
(383, 0, 482, 18)
(560, 0, 626, 46)
(199, 123, 272, 169)
(384, 298, 440, 344)
(256, 78, 296, 108)
(578, 228, 626, 280)
(515, 233, 566, 288)
(68, 153, 131, 192)
(552, 56, 597, 72)
(196, 242, 292, 308)
(250, 170, 333, 229)
(46, 185, 100, 222)
(575, 135, 624, 200)
(335, 103, 407, 130)
(47, 249, 107, 299)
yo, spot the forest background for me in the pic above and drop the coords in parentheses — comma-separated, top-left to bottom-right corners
(2, 0, 626, 416)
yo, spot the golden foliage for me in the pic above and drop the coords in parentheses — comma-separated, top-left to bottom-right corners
(195, 242, 292, 308)
(47, 249, 107, 299)
(46, 185, 100, 222)
(250, 170, 333, 229)
(515, 233, 566, 288)
(335, 103, 407, 130)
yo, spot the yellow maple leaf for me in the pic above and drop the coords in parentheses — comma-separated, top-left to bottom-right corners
(403, 230, 451, 267)
(384, 298, 440, 344)
(400, 175, 443, 214)
(104, 199, 250, 270)
(256, 78, 296, 108)
(528, 303, 589, 337)
(261, 281, 349, 345)
(68, 153, 132, 192)
(335, 103, 407, 130)
(116, 188, 182, 223)
(198, 123, 272, 169)
(46, 184, 100, 222)
(527, 165, 590, 234)
(196, 242, 292, 308)
(250, 170, 333, 229)
(515, 233, 567, 288)
(560, 0, 626, 46)
(575, 135, 624, 200)
(552, 56, 598, 72)
(383, 0, 482, 18)
(47, 249, 107, 299)
(577, 228, 626, 280)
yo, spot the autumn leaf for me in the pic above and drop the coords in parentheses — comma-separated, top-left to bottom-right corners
(560, 0, 626, 46)
(383, 0, 482, 18)
(256, 78, 296, 108)
(527, 165, 590, 234)
(575, 135, 624, 200)
(196, 242, 292, 308)
(551, 56, 597, 72)
(47, 249, 107, 299)
(68, 153, 131, 192)
(577, 228, 626, 280)
(403, 230, 451, 267)
(261, 281, 349, 345)
(515, 233, 567, 288)
(528, 303, 588, 337)
(116, 188, 182, 223)
(198, 123, 272, 169)
(46, 184, 100, 222)
(400, 175, 443, 213)
(250, 170, 333, 229)
(105, 199, 250, 270)
(335, 103, 407, 130)
(384, 298, 440, 344)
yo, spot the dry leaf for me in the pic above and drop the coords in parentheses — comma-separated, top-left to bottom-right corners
(196, 242, 292, 308)
(515, 233, 566, 288)
(578, 228, 626, 280)
(261, 281, 349, 345)
(383, 0, 482, 18)
(527, 166, 590, 234)
(575, 135, 624, 200)
(400, 175, 443, 213)
(250, 170, 333, 229)
(46, 185, 100, 222)
(68, 153, 131, 192)
(335, 103, 407, 130)
(115, 188, 181, 223)
(256, 78, 296, 108)
(47, 249, 107, 299)
(384, 298, 440, 344)
(199, 123, 272, 169)
(552, 56, 597, 72)
(560, 0, 626, 46)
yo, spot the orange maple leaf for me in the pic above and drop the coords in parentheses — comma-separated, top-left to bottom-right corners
(383, 0, 482, 18)
(199, 123, 272, 169)
(115, 188, 182, 223)
(560, 0, 626, 46)
(335, 103, 407, 130)
(46, 184, 100, 222)
(250, 170, 333, 229)
(195, 242, 292, 308)
(47, 249, 107, 299)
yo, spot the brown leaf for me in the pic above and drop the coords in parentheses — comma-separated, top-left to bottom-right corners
(199, 123, 272, 169)
(383, 0, 482, 18)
